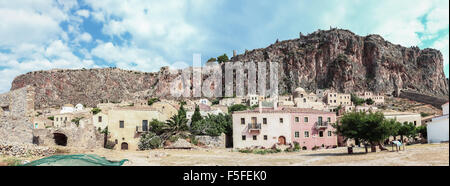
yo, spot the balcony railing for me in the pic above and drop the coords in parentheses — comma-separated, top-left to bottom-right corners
(315, 122, 328, 129)
(248, 123, 262, 131)
(136, 126, 149, 133)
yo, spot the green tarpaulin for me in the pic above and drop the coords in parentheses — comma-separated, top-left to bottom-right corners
(23, 154, 128, 166)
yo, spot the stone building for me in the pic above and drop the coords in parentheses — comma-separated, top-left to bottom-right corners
(107, 107, 168, 150)
(0, 86, 35, 144)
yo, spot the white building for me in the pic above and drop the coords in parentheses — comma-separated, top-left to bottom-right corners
(427, 102, 449, 143)
(60, 104, 75, 114)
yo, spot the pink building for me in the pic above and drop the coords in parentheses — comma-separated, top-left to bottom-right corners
(233, 106, 337, 150)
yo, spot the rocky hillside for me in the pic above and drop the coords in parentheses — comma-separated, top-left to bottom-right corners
(10, 29, 449, 108)
(231, 28, 449, 97)
(11, 67, 183, 108)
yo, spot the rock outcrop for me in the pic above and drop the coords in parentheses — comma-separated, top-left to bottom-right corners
(231, 29, 449, 98)
(10, 29, 449, 108)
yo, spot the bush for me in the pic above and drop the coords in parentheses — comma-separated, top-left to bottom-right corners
(91, 108, 102, 115)
(148, 98, 160, 106)
(47, 116, 54, 121)
(293, 142, 301, 151)
(138, 132, 162, 150)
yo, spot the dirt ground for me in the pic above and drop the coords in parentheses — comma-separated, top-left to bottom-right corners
(2, 143, 448, 166)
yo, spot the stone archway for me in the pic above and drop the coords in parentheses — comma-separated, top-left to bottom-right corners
(53, 133, 68, 146)
(121, 142, 128, 150)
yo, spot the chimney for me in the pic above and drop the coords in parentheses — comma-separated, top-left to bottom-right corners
(259, 101, 262, 113)
(233, 50, 237, 57)
(273, 100, 278, 110)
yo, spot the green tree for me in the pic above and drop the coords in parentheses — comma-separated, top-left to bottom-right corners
(149, 119, 166, 135)
(397, 122, 417, 142)
(416, 125, 427, 139)
(228, 104, 248, 113)
(190, 114, 232, 136)
(207, 57, 217, 63)
(217, 54, 229, 63)
(351, 94, 365, 106)
(163, 113, 189, 138)
(191, 105, 203, 124)
(365, 98, 375, 105)
(47, 116, 54, 121)
(333, 111, 396, 153)
(91, 108, 102, 115)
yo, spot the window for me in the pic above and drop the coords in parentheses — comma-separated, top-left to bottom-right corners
(98, 116, 102, 122)
(142, 120, 148, 131)
(318, 116, 323, 124)
(253, 135, 257, 140)
(295, 117, 299, 122)
(1, 106, 9, 112)
(295, 132, 299, 138)
(263, 118, 267, 124)
(328, 131, 332, 137)
(264, 135, 268, 140)
(319, 131, 324, 137)
(327, 117, 331, 122)
(414, 121, 417, 126)
(242, 135, 246, 141)
(304, 117, 309, 123)
(304, 131, 310, 138)
(279, 118, 283, 123)
(241, 118, 245, 125)
(115, 139, 118, 144)
(119, 121, 124, 128)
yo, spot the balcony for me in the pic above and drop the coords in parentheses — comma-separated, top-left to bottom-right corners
(315, 122, 328, 130)
(136, 126, 149, 133)
(248, 123, 262, 132)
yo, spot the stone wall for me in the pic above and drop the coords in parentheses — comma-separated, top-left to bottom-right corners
(399, 90, 449, 108)
(0, 86, 35, 144)
(32, 123, 103, 149)
(195, 134, 226, 148)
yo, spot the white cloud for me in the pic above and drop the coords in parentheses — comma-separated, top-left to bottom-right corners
(91, 42, 170, 72)
(75, 9, 90, 18)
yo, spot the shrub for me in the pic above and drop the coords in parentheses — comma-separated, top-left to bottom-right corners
(138, 132, 162, 150)
(47, 116, 54, 121)
(91, 108, 102, 115)
(148, 98, 160, 106)
(293, 142, 301, 151)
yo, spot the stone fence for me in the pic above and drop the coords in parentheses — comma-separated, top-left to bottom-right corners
(399, 90, 449, 108)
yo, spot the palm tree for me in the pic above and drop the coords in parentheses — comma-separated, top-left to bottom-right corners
(161, 114, 189, 140)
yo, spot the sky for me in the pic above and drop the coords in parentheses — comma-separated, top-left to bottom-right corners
(0, 0, 449, 93)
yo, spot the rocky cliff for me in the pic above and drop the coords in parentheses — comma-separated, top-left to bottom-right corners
(10, 29, 449, 108)
(231, 28, 449, 97)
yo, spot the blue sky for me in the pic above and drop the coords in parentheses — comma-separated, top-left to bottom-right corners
(0, 0, 448, 93)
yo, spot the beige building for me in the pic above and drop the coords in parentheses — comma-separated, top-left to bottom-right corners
(326, 92, 352, 107)
(107, 107, 168, 151)
(93, 110, 109, 130)
(357, 91, 385, 105)
(150, 101, 179, 119)
(293, 87, 326, 110)
(383, 111, 422, 127)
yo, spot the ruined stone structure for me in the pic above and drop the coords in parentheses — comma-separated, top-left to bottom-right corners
(32, 123, 103, 149)
(0, 86, 35, 144)
(195, 134, 226, 148)
(399, 90, 449, 108)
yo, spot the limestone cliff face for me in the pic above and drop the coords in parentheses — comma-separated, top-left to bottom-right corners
(10, 29, 449, 108)
(232, 29, 449, 97)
